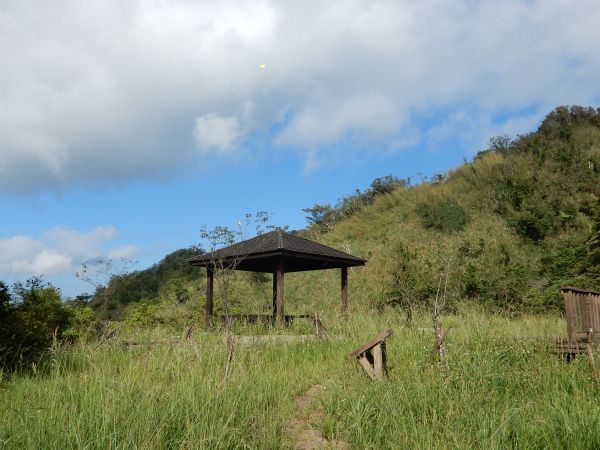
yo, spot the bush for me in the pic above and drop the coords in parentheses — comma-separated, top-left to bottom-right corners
(0, 277, 74, 372)
(416, 199, 469, 233)
(63, 305, 101, 341)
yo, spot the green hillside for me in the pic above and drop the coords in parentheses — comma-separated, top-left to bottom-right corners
(90, 248, 202, 319)
(96, 105, 600, 321)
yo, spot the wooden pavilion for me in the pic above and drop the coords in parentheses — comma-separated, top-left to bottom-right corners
(188, 229, 366, 326)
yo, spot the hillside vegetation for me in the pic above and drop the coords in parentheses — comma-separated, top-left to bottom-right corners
(96, 105, 600, 323)
(319, 105, 600, 315)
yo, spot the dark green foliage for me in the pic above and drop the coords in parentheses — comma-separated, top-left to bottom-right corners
(302, 204, 335, 232)
(0, 277, 74, 372)
(586, 205, 600, 265)
(0, 281, 9, 318)
(416, 199, 469, 233)
(369, 175, 406, 194)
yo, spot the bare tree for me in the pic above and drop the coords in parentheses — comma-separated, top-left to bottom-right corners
(198, 212, 271, 382)
(76, 257, 136, 339)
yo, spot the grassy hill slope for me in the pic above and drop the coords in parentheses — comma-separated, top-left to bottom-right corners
(319, 105, 600, 314)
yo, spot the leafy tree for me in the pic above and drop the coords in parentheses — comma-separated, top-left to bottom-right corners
(303, 175, 407, 231)
(1, 277, 73, 372)
(302, 204, 335, 232)
(370, 175, 406, 194)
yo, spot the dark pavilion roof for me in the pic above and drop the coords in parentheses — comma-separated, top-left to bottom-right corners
(188, 229, 366, 273)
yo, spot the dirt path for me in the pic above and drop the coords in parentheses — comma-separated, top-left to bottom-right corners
(283, 383, 348, 450)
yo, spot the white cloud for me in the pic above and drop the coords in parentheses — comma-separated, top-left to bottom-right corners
(277, 93, 402, 148)
(193, 113, 243, 154)
(0, 0, 599, 192)
(108, 245, 140, 260)
(0, 235, 45, 273)
(0, 226, 136, 277)
(27, 251, 73, 275)
(425, 109, 543, 154)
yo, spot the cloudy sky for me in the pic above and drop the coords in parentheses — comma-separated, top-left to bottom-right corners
(1, 0, 599, 295)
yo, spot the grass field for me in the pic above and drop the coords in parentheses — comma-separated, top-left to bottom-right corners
(2, 308, 600, 449)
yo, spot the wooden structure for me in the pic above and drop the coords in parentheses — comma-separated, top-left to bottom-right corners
(518, 287, 600, 385)
(562, 286, 600, 342)
(188, 229, 366, 326)
(348, 329, 393, 380)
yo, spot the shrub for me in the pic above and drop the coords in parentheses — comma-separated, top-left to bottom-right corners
(416, 199, 469, 233)
(0, 277, 73, 372)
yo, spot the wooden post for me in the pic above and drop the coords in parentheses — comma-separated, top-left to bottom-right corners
(272, 271, 277, 322)
(205, 268, 213, 329)
(372, 343, 383, 380)
(586, 343, 599, 386)
(276, 259, 285, 324)
(564, 289, 574, 341)
(341, 266, 348, 318)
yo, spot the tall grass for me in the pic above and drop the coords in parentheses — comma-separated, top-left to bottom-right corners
(1, 309, 599, 449)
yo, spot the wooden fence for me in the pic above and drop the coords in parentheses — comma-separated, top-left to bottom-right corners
(562, 286, 600, 341)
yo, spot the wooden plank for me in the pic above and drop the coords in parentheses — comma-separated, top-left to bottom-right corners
(205, 268, 213, 328)
(592, 295, 599, 338)
(574, 293, 582, 334)
(565, 290, 574, 341)
(348, 329, 393, 358)
(589, 294, 600, 335)
(357, 355, 377, 380)
(585, 293, 593, 333)
(372, 343, 383, 380)
(341, 267, 348, 318)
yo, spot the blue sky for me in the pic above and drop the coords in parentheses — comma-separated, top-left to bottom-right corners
(1, 1, 599, 296)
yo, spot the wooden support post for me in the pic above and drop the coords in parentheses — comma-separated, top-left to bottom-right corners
(276, 259, 285, 324)
(372, 343, 383, 380)
(272, 271, 277, 323)
(341, 266, 348, 318)
(586, 343, 599, 386)
(205, 268, 213, 329)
